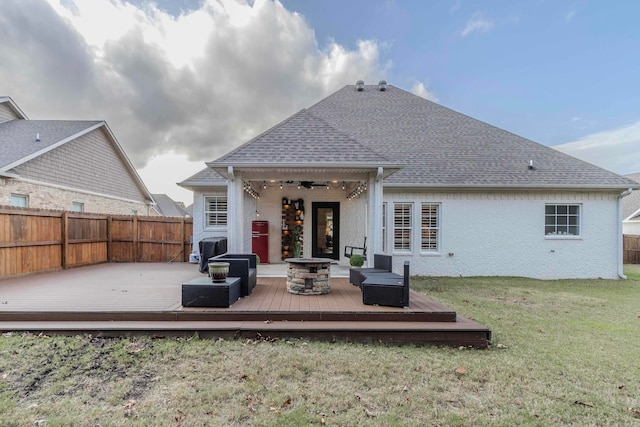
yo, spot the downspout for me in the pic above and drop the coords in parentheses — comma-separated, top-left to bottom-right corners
(617, 188, 633, 278)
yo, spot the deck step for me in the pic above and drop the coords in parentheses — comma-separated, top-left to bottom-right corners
(0, 318, 491, 348)
(0, 309, 456, 323)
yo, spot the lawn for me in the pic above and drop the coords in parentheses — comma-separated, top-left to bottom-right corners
(1, 269, 639, 426)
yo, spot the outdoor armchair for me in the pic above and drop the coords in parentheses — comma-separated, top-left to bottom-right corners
(362, 261, 410, 308)
(349, 253, 392, 287)
(210, 253, 257, 297)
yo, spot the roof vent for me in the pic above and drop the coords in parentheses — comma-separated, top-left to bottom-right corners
(356, 80, 364, 91)
(528, 160, 536, 170)
(378, 80, 387, 91)
(35, 133, 40, 142)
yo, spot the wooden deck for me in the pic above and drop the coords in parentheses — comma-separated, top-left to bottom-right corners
(0, 263, 491, 347)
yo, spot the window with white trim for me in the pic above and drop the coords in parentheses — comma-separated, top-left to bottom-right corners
(205, 196, 228, 227)
(393, 203, 413, 251)
(545, 204, 580, 236)
(71, 202, 84, 212)
(421, 203, 440, 251)
(10, 194, 28, 207)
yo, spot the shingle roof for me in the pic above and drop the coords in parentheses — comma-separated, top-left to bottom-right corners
(211, 109, 394, 166)
(151, 194, 190, 217)
(306, 85, 637, 189)
(189, 83, 638, 190)
(178, 167, 227, 188)
(0, 119, 102, 171)
(623, 173, 640, 220)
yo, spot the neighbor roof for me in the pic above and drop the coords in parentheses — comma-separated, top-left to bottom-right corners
(151, 194, 190, 217)
(187, 83, 638, 190)
(0, 96, 28, 120)
(0, 119, 103, 172)
(623, 173, 640, 220)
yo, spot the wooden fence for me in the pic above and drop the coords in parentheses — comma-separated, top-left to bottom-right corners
(0, 207, 192, 278)
(623, 235, 640, 264)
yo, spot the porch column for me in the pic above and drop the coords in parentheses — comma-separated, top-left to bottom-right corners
(226, 166, 244, 253)
(366, 167, 384, 267)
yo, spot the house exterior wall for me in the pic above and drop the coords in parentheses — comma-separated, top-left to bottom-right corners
(0, 103, 20, 124)
(383, 189, 621, 279)
(623, 220, 640, 236)
(0, 179, 150, 214)
(12, 127, 147, 203)
(192, 188, 228, 251)
(192, 187, 368, 263)
(191, 186, 622, 278)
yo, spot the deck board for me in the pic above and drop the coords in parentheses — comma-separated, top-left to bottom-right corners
(0, 263, 490, 347)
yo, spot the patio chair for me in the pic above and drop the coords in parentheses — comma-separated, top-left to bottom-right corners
(210, 253, 257, 297)
(349, 253, 392, 287)
(362, 261, 410, 308)
(344, 236, 367, 260)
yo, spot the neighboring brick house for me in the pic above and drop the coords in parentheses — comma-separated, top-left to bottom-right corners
(0, 96, 154, 215)
(180, 81, 639, 279)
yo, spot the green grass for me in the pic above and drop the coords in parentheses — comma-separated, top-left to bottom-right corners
(1, 269, 639, 426)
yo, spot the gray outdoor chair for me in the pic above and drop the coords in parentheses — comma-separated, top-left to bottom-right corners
(361, 261, 410, 308)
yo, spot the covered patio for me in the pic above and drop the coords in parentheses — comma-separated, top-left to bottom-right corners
(0, 262, 491, 347)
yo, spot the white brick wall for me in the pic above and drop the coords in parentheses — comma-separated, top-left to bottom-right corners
(383, 190, 621, 279)
(191, 187, 624, 279)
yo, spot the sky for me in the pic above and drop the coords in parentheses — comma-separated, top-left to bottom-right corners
(1, 0, 639, 204)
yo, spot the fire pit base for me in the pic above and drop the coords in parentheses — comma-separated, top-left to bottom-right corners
(285, 258, 332, 295)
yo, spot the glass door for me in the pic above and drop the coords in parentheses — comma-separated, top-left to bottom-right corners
(311, 202, 340, 260)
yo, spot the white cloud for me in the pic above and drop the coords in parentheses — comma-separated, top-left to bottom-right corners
(554, 121, 640, 175)
(137, 151, 204, 204)
(461, 11, 494, 37)
(0, 0, 392, 199)
(411, 81, 439, 102)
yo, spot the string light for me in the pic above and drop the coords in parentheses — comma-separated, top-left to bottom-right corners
(347, 182, 367, 199)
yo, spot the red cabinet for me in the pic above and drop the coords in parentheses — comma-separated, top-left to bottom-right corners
(251, 221, 269, 264)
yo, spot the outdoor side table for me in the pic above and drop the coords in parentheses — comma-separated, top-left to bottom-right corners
(181, 276, 241, 307)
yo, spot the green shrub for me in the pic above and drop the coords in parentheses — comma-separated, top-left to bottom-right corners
(349, 254, 364, 267)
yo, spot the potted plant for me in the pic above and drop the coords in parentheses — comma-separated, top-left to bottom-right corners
(350, 254, 364, 267)
(208, 261, 230, 282)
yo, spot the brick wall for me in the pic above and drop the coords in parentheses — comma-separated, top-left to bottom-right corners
(0, 179, 150, 215)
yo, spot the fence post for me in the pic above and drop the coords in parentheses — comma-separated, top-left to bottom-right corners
(132, 216, 138, 262)
(61, 211, 68, 269)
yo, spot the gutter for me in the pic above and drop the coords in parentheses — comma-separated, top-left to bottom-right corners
(618, 188, 633, 279)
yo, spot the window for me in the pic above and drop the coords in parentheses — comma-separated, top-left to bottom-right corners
(545, 204, 580, 236)
(393, 203, 412, 251)
(71, 202, 84, 212)
(10, 194, 28, 207)
(421, 203, 440, 251)
(205, 196, 228, 227)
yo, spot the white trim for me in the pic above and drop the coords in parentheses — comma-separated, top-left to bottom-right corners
(0, 96, 29, 119)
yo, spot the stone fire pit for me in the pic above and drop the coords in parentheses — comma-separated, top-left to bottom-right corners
(285, 258, 332, 295)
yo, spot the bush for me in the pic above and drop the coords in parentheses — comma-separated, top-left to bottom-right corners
(349, 254, 364, 267)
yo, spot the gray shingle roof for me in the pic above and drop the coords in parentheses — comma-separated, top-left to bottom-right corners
(0, 119, 102, 170)
(623, 173, 640, 220)
(188, 83, 639, 190)
(151, 194, 190, 217)
(307, 85, 637, 189)
(211, 109, 394, 166)
(178, 167, 227, 188)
